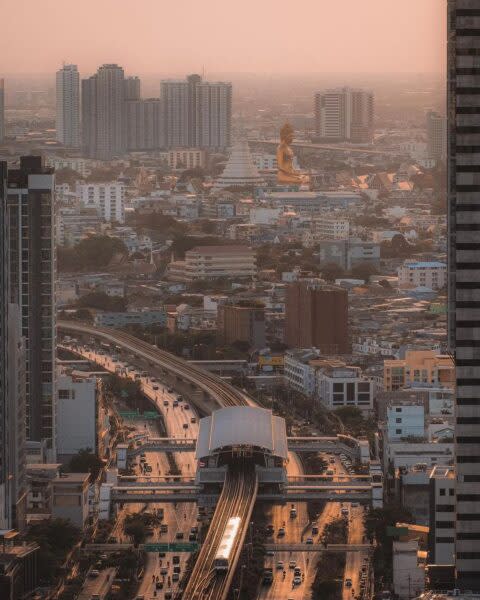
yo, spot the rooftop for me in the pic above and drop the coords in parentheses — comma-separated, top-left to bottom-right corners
(196, 406, 288, 460)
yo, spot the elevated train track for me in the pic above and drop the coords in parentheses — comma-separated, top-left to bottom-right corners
(58, 320, 257, 600)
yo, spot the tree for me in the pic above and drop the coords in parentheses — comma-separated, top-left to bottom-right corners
(55, 167, 83, 186)
(124, 519, 147, 545)
(350, 261, 378, 283)
(68, 448, 104, 481)
(320, 262, 345, 282)
(58, 235, 128, 272)
(25, 519, 80, 583)
(78, 291, 127, 312)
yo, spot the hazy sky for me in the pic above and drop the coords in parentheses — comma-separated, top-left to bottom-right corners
(1, 0, 446, 76)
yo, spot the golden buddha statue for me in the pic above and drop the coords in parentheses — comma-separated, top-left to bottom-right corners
(276, 122, 310, 185)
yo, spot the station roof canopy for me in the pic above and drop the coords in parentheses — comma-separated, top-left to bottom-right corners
(195, 406, 288, 460)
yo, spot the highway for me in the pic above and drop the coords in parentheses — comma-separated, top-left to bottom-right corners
(59, 321, 257, 600)
(72, 343, 200, 599)
(77, 567, 116, 600)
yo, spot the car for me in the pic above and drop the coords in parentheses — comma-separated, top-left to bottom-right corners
(164, 592, 172, 600)
(176, 532, 184, 539)
(312, 524, 319, 535)
(293, 576, 302, 586)
(173, 566, 181, 574)
(189, 533, 197, 541)
(190, 417, 196, 423)
(91, 595, 101, 600)
(182, 423, 189, 429)
(160, 523, 168, 533)
(155, 581, 163, 590)
(329, 457, 335, 463)
(276, 561, 284, 570)
(190, 526, 198, 534)
(172, 555, 180, 564)
(294, 567, 301, 577)
(326, 469, 334, 476)
(266, 550, 275, 557)
(89, 569, 100, 578)
(345, 578, 353, 587)
(341, 508, 349, 516)
(167, 387, 173, 393)
(160, 568, 168, 576)
(290, 507, 297, 518)
(351, 502, 360, 507)
(183, 404, 189, 410)
(152, 385, 159, 390)
(173, 401, 178, 407)
(172, 573, 180, 582)
(288, 560, 296, 569)
(163, 400, 169, 406)
(306, 537, 314, 544)
(277, 527, 285, 537)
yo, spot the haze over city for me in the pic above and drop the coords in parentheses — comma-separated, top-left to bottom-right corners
(1, 0, 447, 76)
(1, 3, 480, 600)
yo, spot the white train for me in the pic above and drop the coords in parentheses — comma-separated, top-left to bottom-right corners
(213, 516, 241, 571)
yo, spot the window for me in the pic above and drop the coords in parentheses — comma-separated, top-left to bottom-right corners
(440, 488, 446, 496)
(396, 418, 402, 423)
(396, 429, 402, 434)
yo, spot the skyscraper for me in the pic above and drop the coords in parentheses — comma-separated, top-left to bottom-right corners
(196, 81, 232, 149)
(124, 76, 141, 101)
(125, 98, 162, 151)
(161, 78, 190, 148)
(56, 64, 80, 147)
(81, 64, 126, 159)
(285, 281, 349, 353)
(161, 74, 232, 149)
(5, 157, 56, 461)
(448, 0, 480, 591)
(0, 79, 5, 143)
(0, 163, 27, 529)
(427, 110, 447, 163)
(314, 87, 374, 143)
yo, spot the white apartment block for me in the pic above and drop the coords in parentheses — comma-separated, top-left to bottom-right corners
(316, 366, 374, 412)
(313, 215, 349, 240)
(398, 261, 447, 290)
(284, 350, 374, 411)
(45, 156, 93, 178)
(159, 148, 207, 170)
(251, 152, 299, 171)
(167, 245, 256, 281)
(56, 370, 98, 459)
(77, 182, 125, 223)
(284, 350, 317, 396)
(429, 466, 455, 566)
(387, 403, 425, 441)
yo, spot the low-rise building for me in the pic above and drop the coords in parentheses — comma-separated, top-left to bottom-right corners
(316, 363, 374, 412)
(428, 466, 455, 566)
(398, 261, 447, 290)
(56, 369, 109, 461)
(217, 302, 266, 350)
(77, 182, 125, 223)
(393, 540, 426, 600)
(51, 472, 90, 529)
(384, 350, 454, 392)
(167, 245, 256, 281)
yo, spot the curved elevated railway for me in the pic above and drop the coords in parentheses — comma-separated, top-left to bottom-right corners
(58, 320, 257, 600)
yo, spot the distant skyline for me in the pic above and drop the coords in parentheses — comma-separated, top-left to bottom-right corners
(0, 0, 446, 76)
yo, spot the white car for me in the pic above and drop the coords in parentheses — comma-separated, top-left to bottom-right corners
(293, 576, 302, 586)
